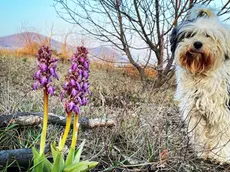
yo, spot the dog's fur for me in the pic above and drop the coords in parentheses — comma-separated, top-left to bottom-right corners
(170, 6, 230, 163)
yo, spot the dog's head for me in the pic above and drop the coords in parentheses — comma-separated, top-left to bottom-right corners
(170, 7, 230, 74)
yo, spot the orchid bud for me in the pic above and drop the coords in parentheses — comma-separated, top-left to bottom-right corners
(71, 88, 78, 97)
(63, 82, 69, 90)
(33, 81, 39, 90)
(70, 79, 76, 86)
(79, 57, 85, 63)
(82, 71, 89, 79)
(35, 70, 41, 79)
(47, 86, 55, 95)
(67, 101, 75, 112)
(40, 76, 48, 86)
(50, 67, 55, 76)
(73, 105, 80, 114)
(72, 63, 78, 71)
(40, 63, 47, 72)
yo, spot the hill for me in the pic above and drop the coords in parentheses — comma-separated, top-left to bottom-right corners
(0, 32, 128, 64)
(0, 32, 63, 51)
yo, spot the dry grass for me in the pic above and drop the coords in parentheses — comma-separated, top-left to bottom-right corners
(121, 64, 157, 80)
(0, 55, 230, 171)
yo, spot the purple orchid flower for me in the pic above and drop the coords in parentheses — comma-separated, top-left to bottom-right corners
(61, 46, 90, 114)
(32, 45, 58, 95)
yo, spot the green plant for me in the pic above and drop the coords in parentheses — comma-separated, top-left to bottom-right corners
(31, 46, 58, 171)
(31, 46, 98, 172)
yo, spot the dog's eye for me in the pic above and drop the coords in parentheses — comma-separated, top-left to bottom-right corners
(185, 33, 191, 38)
(198, 11, 208, 18)
(205, 34, 211, 38)
(178, 32, 194, 42)
(185, 32, 194, 38)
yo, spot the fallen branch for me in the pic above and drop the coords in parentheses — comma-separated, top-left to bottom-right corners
(0, 148, 50, 170)
(0, 148, 33, 169)
(0, 112, 116, 129)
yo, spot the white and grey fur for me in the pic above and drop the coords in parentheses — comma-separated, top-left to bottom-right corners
(170, 6, 230, 163)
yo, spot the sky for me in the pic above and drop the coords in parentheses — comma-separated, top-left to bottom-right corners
(0, 0, 76, 41)
(0, 1, 227, 37)
(0, 0, 228, 51)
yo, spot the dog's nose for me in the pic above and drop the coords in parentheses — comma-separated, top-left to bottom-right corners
(193, 41, 203, 49)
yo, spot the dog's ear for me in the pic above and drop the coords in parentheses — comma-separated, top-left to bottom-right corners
(170, 26, 178, 56)
(187, 6, 217, 20)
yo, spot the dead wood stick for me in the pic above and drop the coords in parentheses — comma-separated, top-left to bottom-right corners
(0, 148, 33, 169)
(0, 148, 51, 169)
(0, 112, 116, 128)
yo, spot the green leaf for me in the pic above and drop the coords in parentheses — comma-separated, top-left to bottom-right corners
(43, 156, 52, 171)
(65, 147, 75, 167)
(5, 123, 18, 130)
(58, 136, 63, 150)
(51, 151, 65, 172)
(31, 147, 52, 172)
(32, 147, 44, 172)
(146, 134, 153, 162)
(63, 161, 89, 172)
(80, 161, 99, 172)
(51, 142, 58, 160)
(88, 161, 99, 170)
(73, 140, 86, 163)
(32, 147, 39, 159)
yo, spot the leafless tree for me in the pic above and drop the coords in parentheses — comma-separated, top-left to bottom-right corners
(53, 0, 230, 86)
(19, 22, 58, 55)
(217, 0, 230, 21)
(46, 23, 56, 47)
(60, 26, 75, 59)
(37, 23, 57, 47)
(19, 22, 40, 55)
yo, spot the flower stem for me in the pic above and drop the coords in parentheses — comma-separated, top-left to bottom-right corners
(59, 112, 72, 151)
(70, 114, 79, 149)
(40, 88, 48, 155)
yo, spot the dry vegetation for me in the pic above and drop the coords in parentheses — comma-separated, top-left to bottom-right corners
(0, 55, 230, 172)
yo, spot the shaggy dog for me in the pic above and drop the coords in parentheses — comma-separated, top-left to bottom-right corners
(170, 6, 230, 163)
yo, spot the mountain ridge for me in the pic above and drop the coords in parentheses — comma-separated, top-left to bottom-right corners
(0, 32, 128, 63)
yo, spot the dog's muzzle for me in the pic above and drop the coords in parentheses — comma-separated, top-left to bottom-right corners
(186, 41, 205, 59)
(179, 41, 214, 74)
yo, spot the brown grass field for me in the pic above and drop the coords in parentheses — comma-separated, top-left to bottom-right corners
(0, 54, 230, 171)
